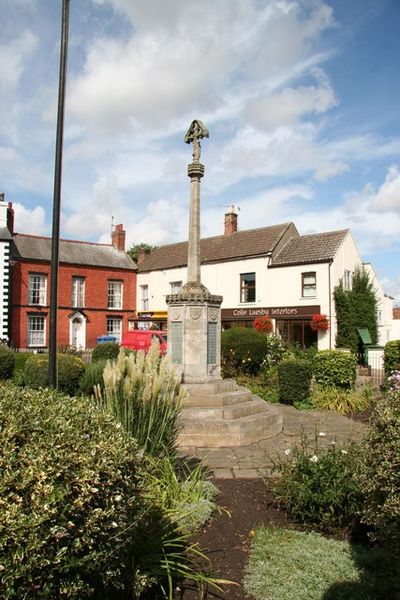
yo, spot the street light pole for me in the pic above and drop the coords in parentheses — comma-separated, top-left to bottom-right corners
(49, 0, 70, 388)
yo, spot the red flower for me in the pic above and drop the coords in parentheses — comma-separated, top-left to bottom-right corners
(310, 314, 329, 332)
(253, 316, 273, 335)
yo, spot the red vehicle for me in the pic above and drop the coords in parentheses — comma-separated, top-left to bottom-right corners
(121, 330, 167, 354)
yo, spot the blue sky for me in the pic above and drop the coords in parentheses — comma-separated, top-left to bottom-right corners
(1, 0, 400, 302)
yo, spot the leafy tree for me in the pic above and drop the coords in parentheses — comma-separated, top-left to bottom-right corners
(334, 266, 378, 352)
(127, 243, 157, 263)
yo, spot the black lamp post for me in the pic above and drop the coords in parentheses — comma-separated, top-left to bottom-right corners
(49, 0, 70, 387)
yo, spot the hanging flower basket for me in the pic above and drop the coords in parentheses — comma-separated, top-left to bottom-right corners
(253, 315, 273, 335)
(310, 314, 329, 332)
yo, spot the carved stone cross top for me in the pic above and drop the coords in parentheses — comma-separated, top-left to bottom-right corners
(184, 119, 209, 162)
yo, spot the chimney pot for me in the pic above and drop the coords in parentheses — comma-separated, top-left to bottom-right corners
(224, 206, 238, 235)
(111, 223, 126, 251)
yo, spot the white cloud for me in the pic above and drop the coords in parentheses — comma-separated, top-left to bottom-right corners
(314, 161, 350, 182)
(0, 31, 38, 92)
(13, 202, 48, 235)
(369, 165, 400, 213)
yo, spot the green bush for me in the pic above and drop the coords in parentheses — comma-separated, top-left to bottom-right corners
(310, 383, 372, 415)
(272, 436, 363, 532)
(262, 335, 288, 370)
(0, 381, 144, 599)
(0, 345, 15, 379)
(384, 340, 400, 374)
(221, 327, 269, 376)
(277, 359, 311, 405)
(79, 359, 108, 396)
(98, 344, 184, 459)
(23, 353, 85, 395)
(92, 342, 120, 363)
(313, 349, 357, 388)
(356, 388, 400, 554)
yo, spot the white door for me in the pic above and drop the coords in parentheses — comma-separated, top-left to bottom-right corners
(71, 316, 85, 349)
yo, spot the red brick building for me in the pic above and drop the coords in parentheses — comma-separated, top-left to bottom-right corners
(10, 224, 137, 349)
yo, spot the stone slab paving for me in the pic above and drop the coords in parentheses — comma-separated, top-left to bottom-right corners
(178, 403, 367, 479)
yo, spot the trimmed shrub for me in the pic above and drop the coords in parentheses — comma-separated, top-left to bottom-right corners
(313, 349, 356, 388)
(92, 342, 120, 363)
(0, 345, 15, 379)
(356, 388, 400, 554)
(0, 381, 144, 599)
(221, 327, 269, 376)
(277, 359, 311, 405)
(23, 353, 85, 395)
(272, 436, 363, 532)
(79, 359, 107, 396)
(384, 339, 400, 374)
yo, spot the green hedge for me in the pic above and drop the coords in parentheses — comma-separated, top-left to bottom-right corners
(0, 382, 144, 599)
(221, 327, 269, 375)
(92, 342, 120, 363)
(0, 345, 15, 380)
(79, 359, 108, 396)
(23, 353, 85, 395)
(277, 359, 312, 405)
(313, 350, 356, 388)
(384, 340, 400, 374)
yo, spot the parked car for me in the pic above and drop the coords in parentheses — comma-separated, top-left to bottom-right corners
(121, 330, 167, 354)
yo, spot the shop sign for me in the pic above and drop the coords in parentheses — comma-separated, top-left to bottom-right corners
(221, 305, 320, 320)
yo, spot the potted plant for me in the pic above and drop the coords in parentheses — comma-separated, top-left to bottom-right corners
(253, 315, 273, 335)
(310, 314, 329, 332)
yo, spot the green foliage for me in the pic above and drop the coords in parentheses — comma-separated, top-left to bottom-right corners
(92, 341, 120, 363)
(384, 340, 400, 374)
(310, 383, 372, 414)
(11, 351, 31, 385)
(244, 527, 392, 600)
(356, 388, 400, 554)
(0, 381, 144, 599)
(313, 349, 357, 388)
(23, 353, 85, 396)
(334, 266, 378, 352)
(262, 335, 289, 370)
(127, 242, 157, 263)
(272, 435, 363, 531)
(221, 327, 269, 376)
(97, 343, 184, 459)
(0, 345, 15, 379)
(277, 359, 312, 405)
(79, 359, 108, 396)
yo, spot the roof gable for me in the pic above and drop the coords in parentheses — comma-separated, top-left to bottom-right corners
(270, 229, 349, 267)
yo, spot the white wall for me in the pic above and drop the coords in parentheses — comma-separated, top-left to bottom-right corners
(0, 201, 10, 342)
(363, 263, 393, 346)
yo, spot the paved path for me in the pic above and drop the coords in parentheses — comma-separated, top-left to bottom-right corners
(178, 404, 367, 479)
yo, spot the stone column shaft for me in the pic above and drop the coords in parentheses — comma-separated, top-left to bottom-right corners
(186, 162, 204, 284)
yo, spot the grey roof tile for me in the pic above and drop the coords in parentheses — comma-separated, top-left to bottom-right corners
(270, 229, 349, 267)
(139, 222, 296, 272)
(12, 234, 136, 270)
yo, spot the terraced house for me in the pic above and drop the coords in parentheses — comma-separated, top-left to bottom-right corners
(10, 223, 136, 350)
(136, 207, 392, 349)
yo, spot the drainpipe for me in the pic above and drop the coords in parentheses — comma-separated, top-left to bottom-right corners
(328, 260, 332, 349)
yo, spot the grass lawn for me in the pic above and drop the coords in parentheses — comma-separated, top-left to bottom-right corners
(244, 527, 393, 600)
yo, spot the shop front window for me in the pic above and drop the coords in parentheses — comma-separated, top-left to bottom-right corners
(276, 319, 317, 350)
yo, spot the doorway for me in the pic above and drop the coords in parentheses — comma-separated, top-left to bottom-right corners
(69, 313, 86, 349)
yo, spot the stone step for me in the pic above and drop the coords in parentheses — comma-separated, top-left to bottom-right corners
(182, 379, 237, 396)
(177, 403, 283, 448)
(181, 397, 265, 421)
(183, 388, 253, 408)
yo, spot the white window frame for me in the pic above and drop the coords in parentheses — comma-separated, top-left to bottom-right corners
(343, 270, 352, 291)
(27, 315, 46, 347)
(140, 285, 149, 311)
(302, 272, 316, 298)
(106, 316, 122, 343)
(108, 280, 123, 310)
(71, 276, 85, 308)
(170, 281, 182, 294)
(240, 273, 256, 303)
(28, 273, 47, 306)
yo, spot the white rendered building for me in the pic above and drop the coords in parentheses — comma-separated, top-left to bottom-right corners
(0, 194, 13, 343)
(136, 208, 392, 350)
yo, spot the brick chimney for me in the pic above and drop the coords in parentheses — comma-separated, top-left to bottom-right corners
(224, 205, 238, 235)
(111, 223, 126, 251)
(137, 248, 150, 264)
